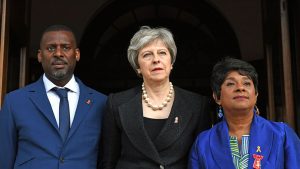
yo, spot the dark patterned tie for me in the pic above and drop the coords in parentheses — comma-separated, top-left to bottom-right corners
(53, 87, 70, 142)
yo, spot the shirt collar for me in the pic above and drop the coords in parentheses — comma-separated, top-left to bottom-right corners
(43, 74, 79, 93)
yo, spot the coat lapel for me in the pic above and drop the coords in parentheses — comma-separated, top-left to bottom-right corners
(118, 90, 162, 164)
(248, 115, 273, 169)
(210, 115, 274, 169)
(28, 78, 59, 130)
(67, 79, 93, 140)
(154, 87, 194, 151)
(28, 77, 94, 142)
(211, 120, 236, 169)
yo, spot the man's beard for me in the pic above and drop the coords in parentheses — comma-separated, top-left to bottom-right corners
(52, 69, 68, 79)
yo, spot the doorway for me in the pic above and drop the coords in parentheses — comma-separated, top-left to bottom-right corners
(78, 0, 240, 96)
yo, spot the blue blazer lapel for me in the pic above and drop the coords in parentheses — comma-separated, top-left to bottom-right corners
(248, 115, 273, 169)
(118, 91, 162, 164)
(28, 78, 59, 130)
(211, 115, 274, 169)
(211, 120, 236, 169)
(67, 79, 93, 140)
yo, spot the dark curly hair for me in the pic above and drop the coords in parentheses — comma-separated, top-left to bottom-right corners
(211, 57, 258, 99)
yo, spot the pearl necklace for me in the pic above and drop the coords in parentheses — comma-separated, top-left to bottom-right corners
(142, 82, 174, 111)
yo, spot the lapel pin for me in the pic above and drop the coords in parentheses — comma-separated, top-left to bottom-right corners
(256, 146, 261, 153)
(253, 154, 263, 169)
(174, 117, 178, 123)
(86, 99, 91, 104)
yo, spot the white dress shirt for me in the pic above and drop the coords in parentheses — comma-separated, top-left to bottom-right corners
(43, 74, 80, 127)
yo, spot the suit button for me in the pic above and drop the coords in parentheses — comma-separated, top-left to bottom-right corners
(159, 165, 164, 169)
(60, 157, 64, 163)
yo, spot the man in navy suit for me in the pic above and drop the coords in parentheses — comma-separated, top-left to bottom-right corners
(0, 24, 107, 169)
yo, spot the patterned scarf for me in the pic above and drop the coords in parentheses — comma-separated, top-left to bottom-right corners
(229, 135, 250, 169)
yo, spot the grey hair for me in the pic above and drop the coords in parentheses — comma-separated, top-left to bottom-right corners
(127, 26, 177, 76)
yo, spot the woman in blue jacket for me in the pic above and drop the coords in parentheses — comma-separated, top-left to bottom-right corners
(189, 57, 300, 169)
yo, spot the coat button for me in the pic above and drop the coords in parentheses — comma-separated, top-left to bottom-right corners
(159, 165, 164, 169)
(60, 157, 64, 163)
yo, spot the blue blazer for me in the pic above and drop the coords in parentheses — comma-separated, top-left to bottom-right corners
(188, 114, 300, 169)
(0, 77, 107, 169)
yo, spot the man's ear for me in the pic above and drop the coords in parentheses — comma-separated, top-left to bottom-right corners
(213, 92, 221, 105)
(37, 49, 42, 63)
(75, 48, 80, 61)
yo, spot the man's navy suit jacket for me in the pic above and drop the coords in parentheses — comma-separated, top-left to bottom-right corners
(0, 77, 107, 169)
